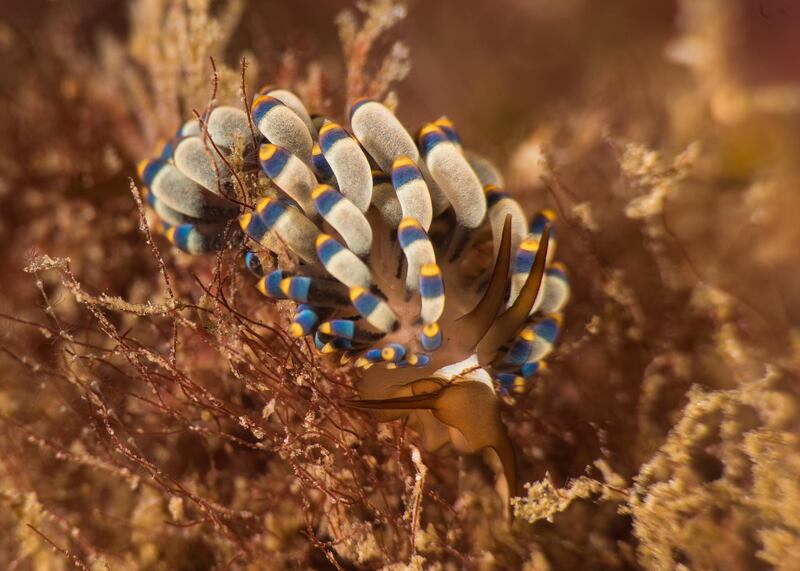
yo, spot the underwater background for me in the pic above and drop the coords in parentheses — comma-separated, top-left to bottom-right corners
(0, 0, 799, 568)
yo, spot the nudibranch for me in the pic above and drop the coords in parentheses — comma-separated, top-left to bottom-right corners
(136, 88, 570, 499)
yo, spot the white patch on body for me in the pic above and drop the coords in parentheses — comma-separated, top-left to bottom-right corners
(433, 354, 495, 393)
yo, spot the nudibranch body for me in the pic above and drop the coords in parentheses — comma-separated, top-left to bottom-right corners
(136, 87, 571, 497)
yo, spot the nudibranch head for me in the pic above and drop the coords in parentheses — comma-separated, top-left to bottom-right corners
(136, 90, 571, 498)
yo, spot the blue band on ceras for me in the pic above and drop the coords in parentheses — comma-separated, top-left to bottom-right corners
(312, 185, 343, 217)
(163, 223, 227, 255)
(256, 269, 291, 299)
(420, 322, 443, 352)
(318, 319, 356, 340)
(520, 359, 546, 379)
(137, 159, 171, 218)
(419, 263, 445, 324)
(251, 94, 285, 128)
(386, 352, 432, 369)
(314, 330, 353, 353)
(239, 210, 270, 243)
(417, 124, 450, 157)
(503, 326, 536, 366)
(355, 347, 384, 368)
(258, 144, 291, 180)
(254, 196, 292, 231)
(532, 314, 562, 344)
(419, 266, 444, 298)
(432, 116, 461, 147)
(391, 157, 423, 189)
(314, 330, 350, 352)
(349, 287, 378, 317)
(493, 373, 527, 396)
(484, 184, 528, 261)
(380, 343, 407, 363)
(514, 242, 538, 275)
(165, 224, 192, 251)
(137, 158, 166, 189)
(397, 216, 429, 248)
(265, 272, 349, 308)
(546, 262, 568, 282)
(349, 287, 397, 333)
(244, 251, 264, 277)
(502, 314, 563, 367)
(484, 184, 509, 209)
(318, 121, 350, 153)
(289, 304, 319, 338)
(314, 234, 342, 266)
(279, 276, 312, 302)
(312, 142, 335, 183)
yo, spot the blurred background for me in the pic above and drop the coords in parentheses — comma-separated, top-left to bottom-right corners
(1, 0, 799, 569)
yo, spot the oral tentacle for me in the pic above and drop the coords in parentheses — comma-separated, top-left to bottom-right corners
(452, 215, 513, 353)
(477, 226, 550, 365)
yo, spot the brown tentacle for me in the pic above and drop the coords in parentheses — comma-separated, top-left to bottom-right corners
(453, 215, 513, 351)
(476, 226, 550, 364)
(345, 395, 439, 411)
(345, 379, 443, 411)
